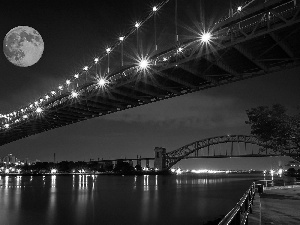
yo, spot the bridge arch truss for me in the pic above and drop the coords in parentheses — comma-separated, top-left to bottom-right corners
(165, 135, 292, 169)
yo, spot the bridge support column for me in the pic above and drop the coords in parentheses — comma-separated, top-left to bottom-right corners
(154, 147, 167, 171)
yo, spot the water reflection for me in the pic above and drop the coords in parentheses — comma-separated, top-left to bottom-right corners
(78, 175, 88, 189)
(142, 175, 151, 223)
(0, 174, 289, 225)
(0, 176, 21, 224)
(51, 175, 56, 188)
(143, 175, 149, 191)
(176, 176, 224, 186)
(16, 176, 22, 188)
(48, 175, 57, 225)
(133, 175, 137, 190)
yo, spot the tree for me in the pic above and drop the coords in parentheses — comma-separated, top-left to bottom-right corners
(245, 104, 300, 153)
(287, 168, 296, 176)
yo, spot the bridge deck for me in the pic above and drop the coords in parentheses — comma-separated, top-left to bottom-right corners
(1, 0, 300, 146)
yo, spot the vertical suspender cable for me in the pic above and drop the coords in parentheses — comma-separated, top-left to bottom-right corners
(199, 0, 205, 28)
(175, 0, 178, 42)
(137, 28, 139, 53)
(121, 41, 124, 67)
(154, 10, 157, 51)
(107, 53, 110, 74)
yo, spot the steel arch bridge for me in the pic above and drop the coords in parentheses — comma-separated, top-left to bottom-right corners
(164, 134, 299, 169)
(1, 0, 300, 147)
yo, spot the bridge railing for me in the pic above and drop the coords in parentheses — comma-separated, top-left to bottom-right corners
(218, 182, 255, 225)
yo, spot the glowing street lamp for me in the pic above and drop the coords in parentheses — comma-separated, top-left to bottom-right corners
(139, 59, 150, 69)
(96, 77, 108, 88)
(94, 58, 99, 63)
(106, 47, 111, 73)
(135, 22, 141, 52)
(119, 36, 125, 66)
(177, 47, 183, 53)
(71, 91, 79, 98)
(74, 73, 79, 79)
(135, 22, 140, 28)
(200, 32, 212, 43)
(83, 66, 89, 71)
(237, 6, 242, 12)
(153, 6, 158, 51)
(36, 107, 43, 114)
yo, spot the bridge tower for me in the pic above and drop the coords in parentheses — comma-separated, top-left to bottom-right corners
(154, 147, 167, 171)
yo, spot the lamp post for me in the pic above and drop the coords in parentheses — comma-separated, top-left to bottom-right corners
(106, 47, 111, 74)
(119, 36, 124, 67)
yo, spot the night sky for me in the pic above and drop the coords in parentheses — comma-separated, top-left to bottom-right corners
(1, 0, 299, 170)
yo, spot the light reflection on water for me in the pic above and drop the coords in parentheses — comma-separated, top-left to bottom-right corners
(0, 174, 287, 225)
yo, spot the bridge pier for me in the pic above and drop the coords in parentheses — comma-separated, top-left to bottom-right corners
(154, 147, 167, 171)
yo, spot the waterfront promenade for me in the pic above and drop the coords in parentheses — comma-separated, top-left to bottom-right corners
(249, 185, 300, 225)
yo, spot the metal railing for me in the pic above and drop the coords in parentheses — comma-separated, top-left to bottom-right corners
(218, 182, 256, 225)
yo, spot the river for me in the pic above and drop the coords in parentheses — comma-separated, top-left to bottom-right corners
(0, 173, 292, 225)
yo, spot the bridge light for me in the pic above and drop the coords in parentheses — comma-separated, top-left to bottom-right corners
(106, 47, 111, 54)
(29, 104, 34, 108)
(51, 91, 56, 95)
(177, 47, 183, 53)
(139, 59, 150, 69)
(45, 95, 50, 100)
(34, 101, 39, 106)
(71, 91, 79, 98)
(36, 107, 43, 114)
(119, 36, 125, 41)
(66, 79, 71, 85)
(58, 85, 63, 90)
(200, 32, 212, 43)
(237, 6, 242, 12)
(96, 77, 108, 87)
(51, 168, 57, 174)
(83, 66, 89, 71)
(153, 6, 158, 12)
(135, 22, 140, 28)
(74, 73, 79, 79)
(94, 58, 99, 63)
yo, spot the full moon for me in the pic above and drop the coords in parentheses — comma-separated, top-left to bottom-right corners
(3, 26, 44, 67)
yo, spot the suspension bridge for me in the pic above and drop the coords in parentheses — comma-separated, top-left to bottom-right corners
(1, 0, 300, 147)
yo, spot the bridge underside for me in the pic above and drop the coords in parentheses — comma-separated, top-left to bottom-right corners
(1, 0, 300, 146)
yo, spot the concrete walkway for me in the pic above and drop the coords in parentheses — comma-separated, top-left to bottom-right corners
(248, 185, 300, 225)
